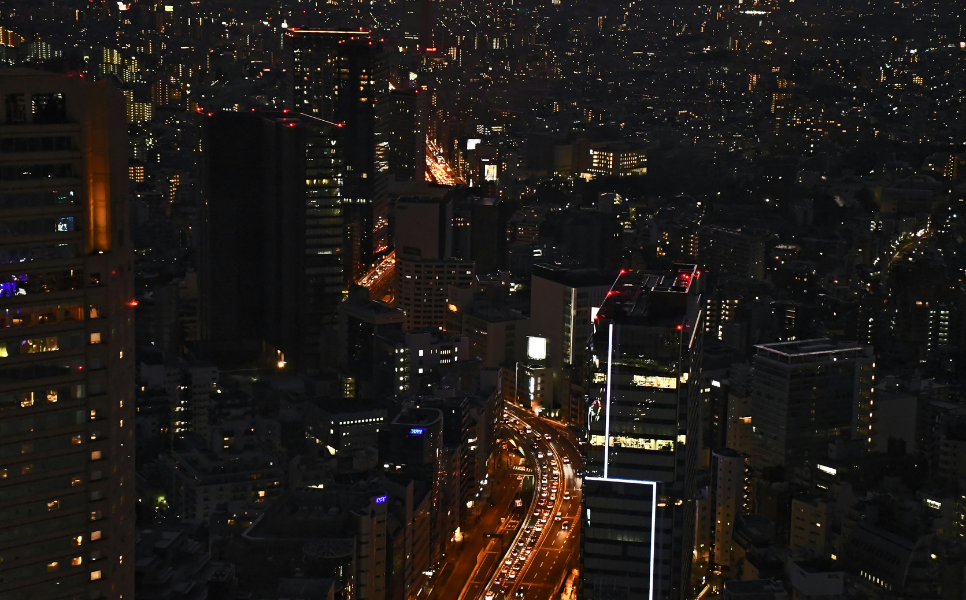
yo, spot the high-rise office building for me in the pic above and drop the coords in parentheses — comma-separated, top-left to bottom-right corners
(393, 194, 474, 331)
(530, 265, 614, 369)
(338, 285, 404, 387)
(383, 89, 427, 183)
(290, 29, 387, 280)
(528, 265, 613, 421)
(201, 111, 344, 371)
(750, 339, 875, 469)
(401, 0, 437, 54)
(581, 265, 703, 600)
(387, 407, 448, 569)
(698, 225, 768, 281)
(466, 196, 507, 273)
(0, 69, 135, 600)
(711, 448, 748, 570)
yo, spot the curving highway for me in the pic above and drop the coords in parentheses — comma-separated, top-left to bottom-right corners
(481, 405, 583, 600)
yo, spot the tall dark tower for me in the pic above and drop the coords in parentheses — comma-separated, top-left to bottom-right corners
(202, 111, 344, 371)
(402, 0, 437, 54)
(581, 265, 704, 600)
(289, 29, 387, 280)
(0, 69, 136, 600)
(384, 88, 427, 182)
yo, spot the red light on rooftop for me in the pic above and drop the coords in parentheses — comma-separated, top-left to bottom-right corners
(127, 299, 139, 307)
(676, 324, 683, 331)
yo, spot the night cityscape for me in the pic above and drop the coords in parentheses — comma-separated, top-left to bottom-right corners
(0, 0, 965, 600)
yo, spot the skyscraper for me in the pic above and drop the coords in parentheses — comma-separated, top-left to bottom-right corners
(401, 0, 437, 54)
(290, 29, 387, 280)
(393, 193, 475, 331)
(750, 339, 875, 469)
(0, 69, 135, 600)
(383, 88, 427, 183)
(581, 265, 703, 600)
(201, 111, 344, 370)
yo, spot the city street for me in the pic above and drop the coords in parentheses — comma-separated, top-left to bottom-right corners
(425, 404, 584, 600)
(490, 406, 583, 600)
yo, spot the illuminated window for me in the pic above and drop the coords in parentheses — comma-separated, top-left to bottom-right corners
(90, 531, 102, 541)
(22, 336, 59, 354)
(90, 332, 101, 344)
(72, 535, 83, 546)
(46, 389, 58, 403)
(91, 451, 102, 460)
(631, 375, 677, 389)
(72, 556, 83, 566)
(90, 571, 101, 581)
(0, 342, 6, 358)
(47, 561, 59, 572)
(71, 476, 83, 486)
(47, 500, 60, 511)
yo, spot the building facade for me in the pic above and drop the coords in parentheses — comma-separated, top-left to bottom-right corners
(750, 339, 875, 469)
(202, 111, 344, 371)
(0, 69, 136, 600)
(290, 29, 386, 279)
(581, 265, 703, 600)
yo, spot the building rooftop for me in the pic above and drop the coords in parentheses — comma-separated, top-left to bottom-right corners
(754, 339, 872, 363)
(244, 485, 390, 541)
(276, 577, 336, 600)
(532, 263, 616, 287)
(595, 263, 698, 326)
(391, 406, 443, 428)
(723, 579, 787, 599)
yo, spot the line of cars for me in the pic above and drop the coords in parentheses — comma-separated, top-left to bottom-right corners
(485, 412, 568, 599)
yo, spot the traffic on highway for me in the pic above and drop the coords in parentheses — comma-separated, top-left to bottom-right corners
(482, 405, 583, 600)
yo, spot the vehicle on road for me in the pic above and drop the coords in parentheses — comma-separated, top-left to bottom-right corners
(515, 585, 529, 598)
